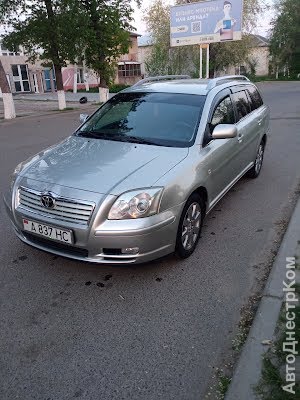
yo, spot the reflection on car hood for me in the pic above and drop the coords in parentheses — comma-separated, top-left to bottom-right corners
(19, 136, 189, 194)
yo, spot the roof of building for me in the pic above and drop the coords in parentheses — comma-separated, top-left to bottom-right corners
(129, 31, 142, 38)
(137, 34, 154, 47)
(250, 34, 270, 47)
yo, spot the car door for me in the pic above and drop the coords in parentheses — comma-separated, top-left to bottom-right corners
(230, 88, 258, 170)
(245, 85, 270, 160)
(200, 89, 241, 208)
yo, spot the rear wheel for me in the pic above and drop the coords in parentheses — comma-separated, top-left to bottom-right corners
(247, 141, 265, 178)
(175, 193, 205, 259)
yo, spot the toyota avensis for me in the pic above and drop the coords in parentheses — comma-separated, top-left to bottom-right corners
(4, 75, 270, 264)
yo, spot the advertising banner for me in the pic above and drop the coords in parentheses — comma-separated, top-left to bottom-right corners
(170, 0, 243, 47)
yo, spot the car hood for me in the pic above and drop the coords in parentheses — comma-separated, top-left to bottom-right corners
(19, 136, 189, 195)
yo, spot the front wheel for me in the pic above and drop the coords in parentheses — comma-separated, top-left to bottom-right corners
(247, 141, 265, 179)
(175, 193, 205, 259)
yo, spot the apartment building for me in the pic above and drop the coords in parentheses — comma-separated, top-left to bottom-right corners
(0, 29, 142, 94)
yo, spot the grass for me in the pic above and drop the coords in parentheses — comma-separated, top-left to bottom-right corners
(255, 284, 300, 399)
(216, 373, 232, 400)
(231, 294, 260, 352)
(251, 75, 300, 82)
(295, 254, 300, 270)
(50, 107, 76, 112)
(66, 83, 130, 93)
(256, 356, 300, 400)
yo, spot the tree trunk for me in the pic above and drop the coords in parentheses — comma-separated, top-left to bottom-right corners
(0, 60, 16, 119)
(73, 64, 78, 93)
(83, 60, 89, 92)
(54, 64, 66, 110)
(44, 0, 66, 110)
(99, 77, 109, 103)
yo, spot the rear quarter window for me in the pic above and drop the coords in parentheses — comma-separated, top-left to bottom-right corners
(247, 85, 263, 111)
(232, 90, 251, 121)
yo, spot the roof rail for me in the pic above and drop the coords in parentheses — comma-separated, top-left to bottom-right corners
(132, 75, 191, 87)
(206, 75, 250, 90)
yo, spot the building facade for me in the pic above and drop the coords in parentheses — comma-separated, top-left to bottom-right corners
(226, 35, 270, 77)
(0, 31, 142, 94)
(0, 41, 57, 94)
(137, 34, 270, 78)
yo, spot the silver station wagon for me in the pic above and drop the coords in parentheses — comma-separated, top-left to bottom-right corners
(4, 75, 270, 264)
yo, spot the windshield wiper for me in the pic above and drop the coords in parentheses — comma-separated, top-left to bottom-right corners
(122, 135, 163, 146)
(77, 130, 163, 146)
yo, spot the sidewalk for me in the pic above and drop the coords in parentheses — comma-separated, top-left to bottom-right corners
(225, 197, 300, 399)
(0, 91, 115, 119)
(12, 91, 114, 102)
(0, 96, 99, 119)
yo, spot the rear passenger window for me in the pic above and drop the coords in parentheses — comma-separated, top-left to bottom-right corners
(247, 86, 263, 110)
(232, 91, 251, 121)
(210, 96, 235, 130)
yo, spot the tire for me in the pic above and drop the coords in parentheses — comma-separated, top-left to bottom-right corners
(247, 141, 265, 179)
(175, 193, 205, 259)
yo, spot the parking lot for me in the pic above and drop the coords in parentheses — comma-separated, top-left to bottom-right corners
(0, 82, 300, 399)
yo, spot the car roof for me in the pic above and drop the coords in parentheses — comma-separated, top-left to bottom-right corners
(122, 75, 253, 96)
(123, 79, 210, 96)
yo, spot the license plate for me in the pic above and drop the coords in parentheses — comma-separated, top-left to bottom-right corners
(23, 219, 73, 244)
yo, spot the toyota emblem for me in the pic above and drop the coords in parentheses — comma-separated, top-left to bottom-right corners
(41, 194, 55, 209)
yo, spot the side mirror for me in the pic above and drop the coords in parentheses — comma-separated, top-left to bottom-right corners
(80, 113, 89, 124)
(211, 124, 237, 139)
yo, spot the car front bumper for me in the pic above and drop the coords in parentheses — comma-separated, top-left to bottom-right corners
(4, 189, 181, 264)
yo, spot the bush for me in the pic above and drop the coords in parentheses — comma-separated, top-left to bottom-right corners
(66, 84, 131, 93)
(109, 84, 131, 93)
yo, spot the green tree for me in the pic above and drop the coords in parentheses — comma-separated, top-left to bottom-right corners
(143, 0, 263, 77)
(269, 0, 300, 77)
(78, 0, 138, 102)
(143, 0, 200, 77)
(0, 0, 83, 109)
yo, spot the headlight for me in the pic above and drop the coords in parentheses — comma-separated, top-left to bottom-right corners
(108, 188, 163, 220)
(10, 162, 23, 191)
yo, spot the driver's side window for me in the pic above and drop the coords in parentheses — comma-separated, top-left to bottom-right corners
(210, 96, 235, 132)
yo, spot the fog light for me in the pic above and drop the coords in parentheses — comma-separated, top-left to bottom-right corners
(122, 247, 139, 255)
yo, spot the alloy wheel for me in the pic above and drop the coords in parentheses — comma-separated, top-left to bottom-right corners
(181, 202, 201, 250)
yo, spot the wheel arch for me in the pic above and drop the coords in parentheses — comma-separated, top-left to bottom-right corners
(189, 186, 208, 213)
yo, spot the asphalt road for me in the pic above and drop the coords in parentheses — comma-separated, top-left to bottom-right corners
(0, 82, 300, 400)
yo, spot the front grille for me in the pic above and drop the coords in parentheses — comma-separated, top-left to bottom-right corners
(24, 232, 89, 258)
(18, 186, 95, 225)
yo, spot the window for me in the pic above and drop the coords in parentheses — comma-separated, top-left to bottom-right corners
(239, 65, 246, 75)
(247, 86, 263, 111)
(118, 64, 141, 77)
(11, 64, 30, 92)
(232, 91, 251, 121)
(0, 42, 21, 56)
(77, 68, 85, 84)
(44, 69, 56, 91)
(210, 96, 235, 130)
(77, 92, 206, 148)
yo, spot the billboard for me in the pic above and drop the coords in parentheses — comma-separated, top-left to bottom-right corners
(170, 0, 243, 47)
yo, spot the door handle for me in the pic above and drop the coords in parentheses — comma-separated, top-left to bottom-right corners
(258, 119, 263, 125)
(238, 133, 243, 142)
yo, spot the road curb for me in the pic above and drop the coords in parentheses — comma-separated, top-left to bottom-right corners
(225, 196, 300, 400)
(0, 105, 98, 124)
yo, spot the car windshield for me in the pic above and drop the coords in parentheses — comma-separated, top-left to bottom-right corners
(76, 92, 206, 147)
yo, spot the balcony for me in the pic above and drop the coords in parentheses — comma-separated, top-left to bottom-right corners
(118, 53, 138, 63)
